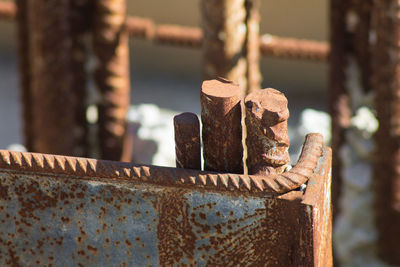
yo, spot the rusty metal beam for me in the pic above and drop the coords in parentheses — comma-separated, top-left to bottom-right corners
(0, 143, 331, 266)
(92, 0, 130, 161)
(245, 88, 290, 175)
(174, 112, 201, 170)
(371, 0, 400, 264)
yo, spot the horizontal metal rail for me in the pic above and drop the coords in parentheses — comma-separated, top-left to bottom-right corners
(0, 1, 329, 62)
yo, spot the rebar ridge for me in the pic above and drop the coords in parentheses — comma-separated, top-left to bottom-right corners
(245, 88, 290, 175)
(174, 112, 201, 170)
(28, 0, 82, 156)
(92, 0, 130, 161)
(0, 133, 323, 194)
(201, 0, 247, 92)
(201, 78, 243, 173)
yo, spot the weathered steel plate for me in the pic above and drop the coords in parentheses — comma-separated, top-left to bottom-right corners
(0, 143, 331, 266)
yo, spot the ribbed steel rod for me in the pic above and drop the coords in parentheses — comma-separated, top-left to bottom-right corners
(92, 0, 130, 161)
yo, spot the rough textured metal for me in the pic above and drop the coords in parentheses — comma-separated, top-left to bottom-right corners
(0, 1, 16, 20)
(155, 24, 203, 48)
(0, 137, 331, 266)
(245, 88, 290, 175)
(28, 0, 84, 156)
(260, 35, 329, 61)
(15, 0, 32, 151)
(201, 0, 248, 93)
(329, 0, 352, 218)
(245, 0, 262, 94)
(371, 0, 400, 264)
(93, 0, 130, 161)
(174, 112, 201, 170)
(201, 78, 243, 173)
(0, 133, 322, 194)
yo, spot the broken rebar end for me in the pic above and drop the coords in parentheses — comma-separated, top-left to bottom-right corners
(245, 88, 289, 122)
(201, 78, 240, 99)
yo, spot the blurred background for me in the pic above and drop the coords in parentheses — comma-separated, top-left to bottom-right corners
(0, 0, 328, 165)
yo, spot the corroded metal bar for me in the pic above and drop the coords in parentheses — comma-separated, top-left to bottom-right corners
(92, 0, 130, 161)
(245, 88, 290, 175)
(15, 0, 32, 151)
(201, 78, 243, 173)
(260, 35, 329, 61)
(201, 0, 248, 92)
(28, 0, 82, 156)
(0, 2, 329, 62)
(329, 0, 352, 218)
(155, 24, 203, 48)
(0, 142, 331, 265)
(245, 0, 262, 94)
(0, 133, 323, 194)
(0, 1, 16, 20)
(174, 112, 201, 170)
(371, 0, 400, 264)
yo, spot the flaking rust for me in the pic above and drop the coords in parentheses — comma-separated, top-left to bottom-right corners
(93, 0, 130, 161)
(174, 112, 201, 170)
(201, 78, 243, 173)
(245, 88, 290, 175)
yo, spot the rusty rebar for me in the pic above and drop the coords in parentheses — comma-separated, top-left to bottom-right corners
(28, 0, 83, 156)
(201, 78, 243, 173)
(174, 112, 201, 170)
(371, 0, 400, 263)
(0, 133, 323, 194)
(329, 0, 352, 219)
(15, 0, 32, 151)
(245, 0, 262, 94)
(260, 35, 330, 62)
(92, 0, 130, 161)
(201, 0, 248, 93)
(0, 2, 329, 62)
(245, 88, 290, 175)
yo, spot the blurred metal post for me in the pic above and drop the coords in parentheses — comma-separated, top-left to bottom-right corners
(371, 0, 400, 264)
(92, 0, 130, 161)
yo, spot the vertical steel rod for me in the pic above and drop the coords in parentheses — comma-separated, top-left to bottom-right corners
(201, 0, 247, 94)
(174, 112, 201, 170)
(371, 0, 400, 263)
(245, 88, 290, 175)
(201, 78, 243, 173)
(92, 0, 130, 161)
(245, 0, 261, 94)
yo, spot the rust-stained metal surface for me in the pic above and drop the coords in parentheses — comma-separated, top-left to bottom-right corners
(201, 78, 243, 173)
(28, 0, 84, 156)
(174, 112, 201, 170)
(245, 88, 290, 175)
(93, 0, 130, 161)
(371, 0, 400, 264)
(0, 134, 331, 266)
